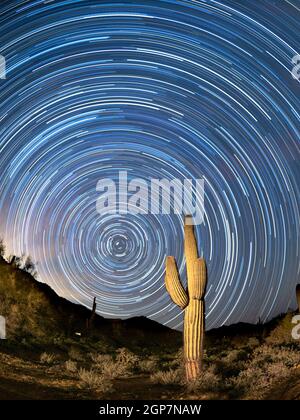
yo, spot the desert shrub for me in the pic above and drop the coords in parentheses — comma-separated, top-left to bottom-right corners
(65, 359, 77, 373)
(252, 345, 300, 367)
(184, 342, 300, 399)
(230, 362, 290, 399)
(230, 336, 250, 348)
(52, 335, 65, 346)
(9, 255, 23, 268)
(101, 362, 122, 379)
(266, 314, 296, 345)
(68, 347, 84, 361)
(228, 344, 300, 399)
(139, 357, 158, 373)
(90, 354, 119, 379)
(90, 349, 139, 378)
(91, 353, 113, 368)
(217, 364, 241, 379)
(168, 348, 184, 368)
(222, 349, 248, 364)
(247, 337, 260, 348)
(40, 352, 55, 364)
(23, 256, 37, 277)
(94, 339, 112, 353)
(213, 351, 245, 379)
(186, 366, 222, 393)
(78, 368, 113, 393)
(114, 348, 139, 375)
(222, 348, 251, 378)
(150, 369, 182, 385)
(91, 354, 120, 379)
(115, 347, 139, 367)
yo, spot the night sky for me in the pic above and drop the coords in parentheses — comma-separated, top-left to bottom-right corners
(0, 0, 299, 330)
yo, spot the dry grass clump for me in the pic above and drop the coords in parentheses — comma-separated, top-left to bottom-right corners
(68, 347, 84, 362)
(90, 353, 118, 378)
(150, 368, 182, 385)
(247, 337, 260, 348)
(183, 365, 223, 394)
(139, 356, 158, 373)
(90, 353, 112, 369)
(78, 368, 113, 394)
(266, 313, 297, 345)
(115, 347, 139, 367)
(170, 348, 184, 366)
(90, 348, 140, 379)
(40, 352, 56, 364)
(65, 359, 77, 373)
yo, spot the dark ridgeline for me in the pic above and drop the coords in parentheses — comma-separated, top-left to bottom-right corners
(296, 284, 300, 313)
(0, 254, 181, 349)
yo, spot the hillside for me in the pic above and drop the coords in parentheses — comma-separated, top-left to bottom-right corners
(0, 256, 180, 349)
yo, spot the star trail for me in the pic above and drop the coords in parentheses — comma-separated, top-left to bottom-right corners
(0, 0, 299, 330)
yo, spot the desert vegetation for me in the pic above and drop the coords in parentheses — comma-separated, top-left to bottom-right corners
(0, 323, 299, 400)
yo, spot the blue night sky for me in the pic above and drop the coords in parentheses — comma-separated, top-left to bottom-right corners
(0, 0, 299, 330)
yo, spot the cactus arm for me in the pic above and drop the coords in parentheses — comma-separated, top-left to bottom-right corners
(184, 216, 198, 290)
(165, 256, 189, 309)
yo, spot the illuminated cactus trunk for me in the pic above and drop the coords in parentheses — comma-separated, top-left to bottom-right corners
(165, 216, 207, 382)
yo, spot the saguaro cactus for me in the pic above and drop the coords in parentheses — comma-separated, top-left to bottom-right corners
(165, 216, 207, 382)
(86, 297, 97, 332)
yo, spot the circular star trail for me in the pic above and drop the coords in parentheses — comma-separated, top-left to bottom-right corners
(0, 0, 299, 330)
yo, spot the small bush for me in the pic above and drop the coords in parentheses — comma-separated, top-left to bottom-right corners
(92, 355, 121, 380)
(139, 358, 158, 373)
(65, 359, 77, 373)
(222, 349, 243, 364)
(68, 347, 84, 361)
(91, 353, 113, 369)
(186, 366, 222, 393)
(150, 369, 182, 385)
(115, 347, 139, 367)
(266, 314, 300, 345)
(114, 348, 140, 376)
(252, 345, 300, 367)
(90, 349, 139, 378)
(173, 348, 184, 365)
(101, 363, 121, 379)
(40, 352, 55, 364)
(78, 368, 113, 393)
(247, 337, 260, 348)
(228, 344, 300, 399)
